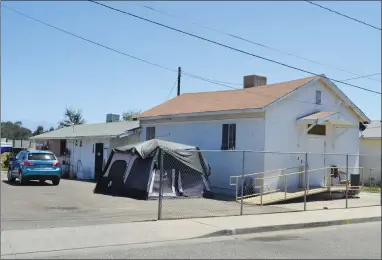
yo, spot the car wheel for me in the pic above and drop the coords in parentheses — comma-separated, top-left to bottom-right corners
(52, 178, 60, 186)
(7, 170, 15, 182)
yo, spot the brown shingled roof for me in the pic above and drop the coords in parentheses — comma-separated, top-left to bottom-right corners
(140, 75, 318, 118)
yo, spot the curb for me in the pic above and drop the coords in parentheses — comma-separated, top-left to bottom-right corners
(201, 216, 381, 238)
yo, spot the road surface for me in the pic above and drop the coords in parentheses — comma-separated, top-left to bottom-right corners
(11, 222, 381, 259)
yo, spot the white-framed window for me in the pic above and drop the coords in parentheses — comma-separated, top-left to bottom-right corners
(221, 124, 236, 150)
(146, 127, 156, 141)
(315, 90, 322, 105)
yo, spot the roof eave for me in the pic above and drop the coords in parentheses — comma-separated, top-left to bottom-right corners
(263, 76, 371, 124)
(139, 108, 265, 121)
(263, 77, 317, 111)
(31, 135, 118, 141)
(118, 127, 141, 138)
(318, 77, 371, 124)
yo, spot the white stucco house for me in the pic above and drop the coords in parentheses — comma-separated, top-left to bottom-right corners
(360, 120, 381, 185)
(137, 74, 370, 195)
(30, 121, 140, 180)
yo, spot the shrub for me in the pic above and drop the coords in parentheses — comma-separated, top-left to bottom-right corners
(1, 152, 11, 170)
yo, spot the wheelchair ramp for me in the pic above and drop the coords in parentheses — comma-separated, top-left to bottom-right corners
(240, 186, 354, 205)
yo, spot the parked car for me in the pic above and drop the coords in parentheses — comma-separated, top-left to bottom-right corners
(7, 150, 61, 185)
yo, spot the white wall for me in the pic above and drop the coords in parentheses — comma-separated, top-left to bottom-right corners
(67, 134, 140, 180)
(140, 118, 265, 193)
(263, 80, 361, 191)
(360, 139, 381, 185)
(67, 138, 110, 180)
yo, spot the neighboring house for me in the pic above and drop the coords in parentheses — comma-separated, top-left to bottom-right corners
(138, 74, 370, 194)
(1, 138, 36, 149)
(360, 120, 381, 185)
(29, 121, 140, 180)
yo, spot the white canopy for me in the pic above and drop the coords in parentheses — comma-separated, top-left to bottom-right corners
(297, 112, 355, 128)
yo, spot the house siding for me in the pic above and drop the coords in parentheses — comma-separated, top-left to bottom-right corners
(66, 133, 140, 180)
(264, 80, 361, 191)
(67, 138, 110, 180)
(140, 118, 265, 193)
(360, 139, 381, 185)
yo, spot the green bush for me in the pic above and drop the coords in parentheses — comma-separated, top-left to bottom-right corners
(1, 152, 13, 170)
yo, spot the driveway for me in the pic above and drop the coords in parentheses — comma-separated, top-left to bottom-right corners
(1, 176, 159, 231)
(1, 172, 295, 231)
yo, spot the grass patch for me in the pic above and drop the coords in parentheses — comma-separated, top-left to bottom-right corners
(361, 186, 381, 193)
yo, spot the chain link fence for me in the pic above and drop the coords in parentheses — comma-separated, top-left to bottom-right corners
(156, 149, 381, 220)
(348, 153, 381, 209)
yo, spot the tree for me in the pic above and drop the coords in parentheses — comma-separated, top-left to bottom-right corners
(48, 127, 55, 132)
(0, 121, 32, 140)
(58, 107, 85, 128)
(122, 109, 141, 121)
(32, 125, 45, 136)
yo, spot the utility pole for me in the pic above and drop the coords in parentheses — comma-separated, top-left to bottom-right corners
(177, 67, 181, 96)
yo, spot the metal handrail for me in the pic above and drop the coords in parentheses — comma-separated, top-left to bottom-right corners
(231, 166, 365, 203)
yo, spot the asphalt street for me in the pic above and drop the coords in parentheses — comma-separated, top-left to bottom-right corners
(13, 222, 381, 259)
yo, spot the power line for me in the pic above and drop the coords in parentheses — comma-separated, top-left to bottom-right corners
(129, 1, 381, 83)
(342, 73, 382, 82)
(305, 1, 381, 31)
(0, 6, 266, 98)
(88, 1, 381, 95)
(2, 5, 375, 111)
(166, 78, 178, 100)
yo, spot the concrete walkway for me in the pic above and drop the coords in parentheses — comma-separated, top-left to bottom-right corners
(1, 206, 381, 257)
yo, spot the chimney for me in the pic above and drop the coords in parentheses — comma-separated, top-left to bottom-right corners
(243, 75, 267, 89)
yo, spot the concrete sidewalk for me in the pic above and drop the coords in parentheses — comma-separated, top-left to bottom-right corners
(2, 206, 381, 257)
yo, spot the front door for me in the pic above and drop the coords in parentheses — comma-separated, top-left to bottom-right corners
(94, 143, 104, 180)
(307, 137, 326, 188)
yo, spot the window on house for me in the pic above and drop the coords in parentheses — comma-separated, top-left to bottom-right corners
(221, 124, 236, 150)
(146, 127, 156, 141)
(307, 124, 326, 136)
(315, 90, 322, 105)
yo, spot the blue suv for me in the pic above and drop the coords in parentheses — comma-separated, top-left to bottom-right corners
(7, 150, 61, 185)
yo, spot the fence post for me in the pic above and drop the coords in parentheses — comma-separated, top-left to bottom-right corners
(328, 166, 332, 196)
(379, 169, 382, 206)
(304, 153, 308, 211)
(260, 171, 263, 206)
(369, 168, 372, 186)
(240, 151, 245, 215)
(284, 170, 287, 200)
(157, 149, 164, 220)
(345, 154, 349, 209)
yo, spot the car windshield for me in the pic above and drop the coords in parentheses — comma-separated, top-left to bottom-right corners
(27, 153, 56, 161)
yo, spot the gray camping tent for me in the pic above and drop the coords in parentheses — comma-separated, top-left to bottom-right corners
(94, 139, 212, 199)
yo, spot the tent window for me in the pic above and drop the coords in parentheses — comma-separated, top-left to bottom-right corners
(221, 124, 236, 150)
(146, 127, 155, 140)
(307, 124, 326, 136)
